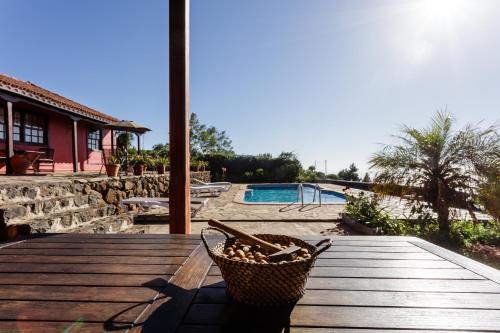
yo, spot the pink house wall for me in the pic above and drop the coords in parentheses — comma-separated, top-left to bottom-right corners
(1, 108, 112, 173)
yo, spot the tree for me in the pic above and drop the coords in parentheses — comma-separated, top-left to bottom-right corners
(478, 168, 500, 220)
(152, 143, 169, 158)
(338, 163, 361, 181)
(190, 113, 234, 157)
(362, 172, 371, 183)
(370, 111, 499, 235)
(116, 132, 134, 151)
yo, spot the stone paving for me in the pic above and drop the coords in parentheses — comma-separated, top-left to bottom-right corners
(130, 220, 357, 236)
(193, 184, 345, 221)
(130, 183, 491, 237)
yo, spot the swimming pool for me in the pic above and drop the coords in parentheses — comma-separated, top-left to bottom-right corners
(243, 184, 346, 204)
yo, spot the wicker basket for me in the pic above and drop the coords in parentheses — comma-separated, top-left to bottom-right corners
(201, 227, 332, 306)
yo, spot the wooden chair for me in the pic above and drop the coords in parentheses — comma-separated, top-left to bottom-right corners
(35, 148, 55, 173)
(98, 148, 112, 176)
(0, 149, 6, 168)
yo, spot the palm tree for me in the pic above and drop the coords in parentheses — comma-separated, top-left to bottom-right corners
(370, 111, 499, 235)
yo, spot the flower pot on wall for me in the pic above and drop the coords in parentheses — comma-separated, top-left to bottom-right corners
(157, 165, 166, 174)
(133, 165, 146, 176)
(105, 164, 120, 177)
(341, 215, 381, 235)
(11, 155, 31, 175)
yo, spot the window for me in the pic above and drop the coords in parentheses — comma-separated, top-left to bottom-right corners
(0, 109, 47, 144)
(87, 129, 102, 150)
(0, 108, 4, 140)
(24, 113, 46, 144)
(13, 111, 21, 142)
(15, 111, 47, 144)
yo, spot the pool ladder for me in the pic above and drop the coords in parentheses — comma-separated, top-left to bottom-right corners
(313, 183, 323, 206)
(297, 183, 323, 206)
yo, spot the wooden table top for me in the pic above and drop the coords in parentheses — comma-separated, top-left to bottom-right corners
(0, 234, 498, 333)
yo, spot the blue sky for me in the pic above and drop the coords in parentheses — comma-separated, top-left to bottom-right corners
(1, 0, 499, 174)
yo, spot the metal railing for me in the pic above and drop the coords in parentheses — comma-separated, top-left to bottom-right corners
(312, 183, 322, 206)
(297, 183, 304, 206)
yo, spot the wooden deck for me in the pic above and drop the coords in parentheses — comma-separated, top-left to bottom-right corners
(0, 234, 498, 332)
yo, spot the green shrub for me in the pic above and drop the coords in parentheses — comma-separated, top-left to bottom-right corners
(450, 220, 500, 248)
(344, 192, 499, 247)
(344, 192, 437, 236)
(203, 152, 302, 183)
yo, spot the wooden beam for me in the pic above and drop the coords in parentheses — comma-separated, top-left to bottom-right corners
(169, 0, 191, 234)
(71, 119, 78, 173)
(110, 129, 115, 155)
(5, 101, 14, 175)
(136, 133, 141, 154)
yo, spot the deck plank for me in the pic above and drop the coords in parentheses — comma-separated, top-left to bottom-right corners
(202, 275, 500, 292)
(0, 248, 194, 256)
(184, 304, 500, 331)
(0, 254, 187, 265)
(0, 300, 147, 323)
(326, 241, 414, 247)
(195, 288, 500, 309)
(0, 285, 159, 302)
(0, 273, 172, 286)
(318, 251, 442, 259)
(325, 246, 426, 253)
(313, 258, 460, 268)
(177, 326, 491, 333)
(0, 321, 127, 333)
(26, 237, 201, 244)
(207, 266, 482, 279)
(0, 262, 180, 274)
(9, 242, 197, 250)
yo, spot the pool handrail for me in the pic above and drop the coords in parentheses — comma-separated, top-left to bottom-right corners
(297, 183, 305, 206)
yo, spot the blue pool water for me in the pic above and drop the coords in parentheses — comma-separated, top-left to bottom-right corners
(244, 184, 346, 204)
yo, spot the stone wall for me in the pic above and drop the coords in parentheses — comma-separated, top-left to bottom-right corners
(322, 179, 373, 191)
(73, 171, 211, 205)
(0, 171, 211, 237)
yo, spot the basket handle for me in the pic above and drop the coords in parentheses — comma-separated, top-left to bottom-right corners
(312, 238, 332, 257)
(200, 227, 231, 253)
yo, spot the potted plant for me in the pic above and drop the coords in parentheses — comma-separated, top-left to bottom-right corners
(11, 153, 31, 175)
(155, 156, 169, 174)
(190, 160, 199, 172)
(198, 160, 208, 172)
(105, 154, 121, 177)
(131, 155, 147, 176)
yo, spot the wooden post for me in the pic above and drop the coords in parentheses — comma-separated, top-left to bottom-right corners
(169, 0, 191, 234)
(71, 119, 78, 172)
(110, 129, 115, 155)
(5, 101, 14, 175)
(137, 133, 141, 154)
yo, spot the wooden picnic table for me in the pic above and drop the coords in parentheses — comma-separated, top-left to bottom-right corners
(0, 233, 498, 332)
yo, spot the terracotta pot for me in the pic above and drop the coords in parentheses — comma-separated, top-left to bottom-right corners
(11, 155, 31, 175)
(105, 164, 120, 177)
(133, 165, 146, 176)
(156, 165, 166, 174)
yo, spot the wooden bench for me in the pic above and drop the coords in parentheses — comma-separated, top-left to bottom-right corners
(34, 147, 55, 173)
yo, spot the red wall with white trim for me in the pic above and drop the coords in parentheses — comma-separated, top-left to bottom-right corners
(1, 107, 112, 173)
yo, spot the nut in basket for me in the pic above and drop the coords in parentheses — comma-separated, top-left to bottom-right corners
(201, 220, 332, 306)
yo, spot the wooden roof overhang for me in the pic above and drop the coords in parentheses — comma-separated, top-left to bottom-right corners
(0, 90, 109, 127)
(0, 78, 117, 124)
